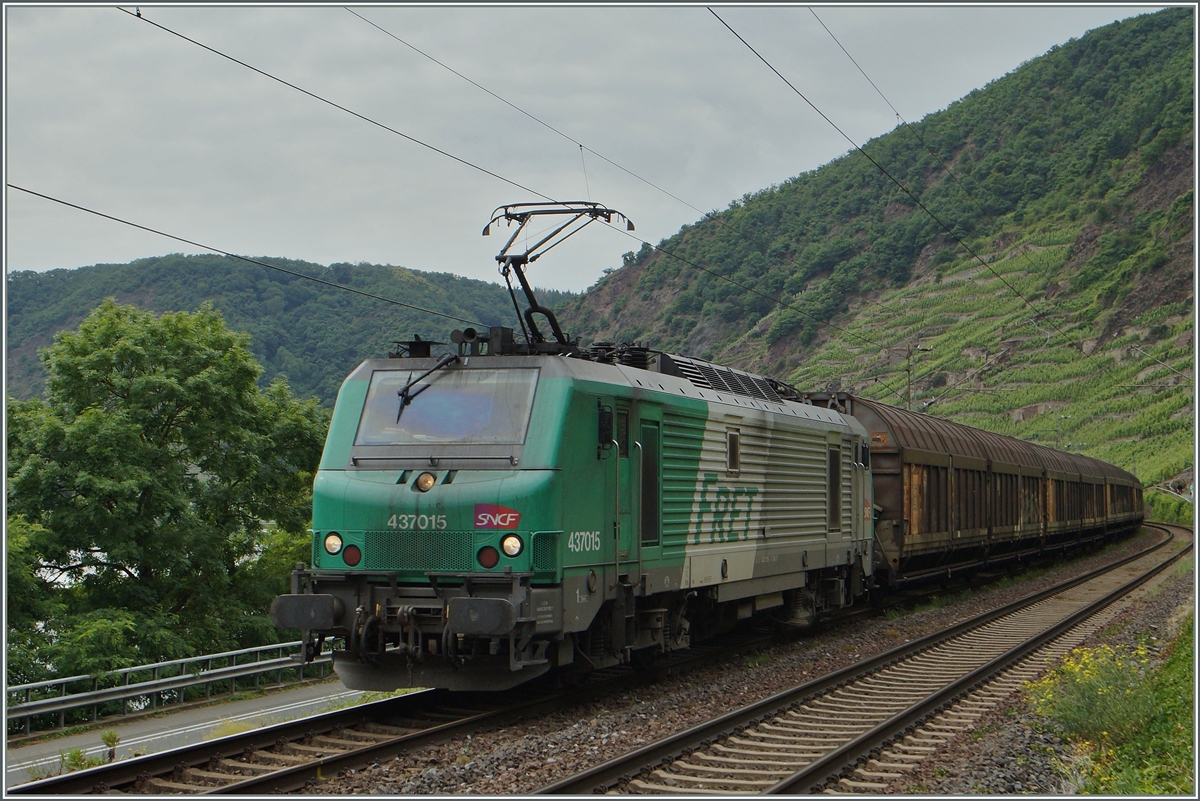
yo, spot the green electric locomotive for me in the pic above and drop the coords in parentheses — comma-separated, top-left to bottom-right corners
(270, 202, 1142, 692)
(272, 341, 874, 690)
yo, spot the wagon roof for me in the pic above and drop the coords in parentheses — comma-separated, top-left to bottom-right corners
(851, 396, 1137, 484)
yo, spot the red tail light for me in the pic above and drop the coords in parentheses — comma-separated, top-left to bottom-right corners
(477, 546, 499, 569)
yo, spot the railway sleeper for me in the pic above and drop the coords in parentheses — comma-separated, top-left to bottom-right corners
(418, 709, 471, 720)
(390, 717, 441, 728)
(312, 734, 368, 749)
(775, 718, 873, 732)
(668, 760, 792, 779)
(694, 752, 810, 768)
(215, 758, 277, 775)
(180, 767, 242, 786)
(628, 778, 746, 795)
(146, 777, 203, 794)
(360, 721, 419, 736)
(728, 736, 836, 753)
(284, 742, 339, 756)
(867, 757, 919, 771)
(806, 700, 912, 716)
(837, 777, 889, 792)
(922, 722, 968, 733)
(332, 728, 394, 742)
(904, 734, 952, 746)
(760, 721, 886, 737)
(251, 749, 309, 765)
(712, 742, 823, 759)
(739, 730, 852, 745)
(649, 769, 777, 789)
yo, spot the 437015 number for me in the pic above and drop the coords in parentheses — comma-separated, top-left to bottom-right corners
(567, 530, 602, 552)
(387, 514, 447, 530)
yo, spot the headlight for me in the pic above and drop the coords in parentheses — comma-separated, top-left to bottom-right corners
(323, 532, 343, 555)
(415, 472, 437, 492)
(500, 534, 523, 557)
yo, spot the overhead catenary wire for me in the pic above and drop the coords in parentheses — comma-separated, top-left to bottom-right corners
(709, 9, 1054, 324)
(710, 6, 1139, 411)
(346, 6, 903, 356)
(7, 184, 487, 328)
(120, 5, 897, 358)
(806, 7, 1136, 408)
(118, 6, 553, 204)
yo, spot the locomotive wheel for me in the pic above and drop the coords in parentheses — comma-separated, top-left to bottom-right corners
(784, 589, 817, 629)
(629, 647, 658, 669)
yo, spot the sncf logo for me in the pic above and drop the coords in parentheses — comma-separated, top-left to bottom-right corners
(474, 504, 521, 529)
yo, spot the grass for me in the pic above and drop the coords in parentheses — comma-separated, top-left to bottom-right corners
(1026, 613, 1194, 794)
(321, 687, 421, 712)
(203, 719, 257, 740)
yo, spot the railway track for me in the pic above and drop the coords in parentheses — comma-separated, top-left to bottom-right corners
(9, 527, 1178, 795)
(538, 523, 1190, 795)
(6, 626, 781, 794)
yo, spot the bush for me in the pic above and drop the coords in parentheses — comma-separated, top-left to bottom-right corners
(1026, 643, 1154, 744)
(1027, 614, 1195, 794)
(1144, 492, 1194, 525)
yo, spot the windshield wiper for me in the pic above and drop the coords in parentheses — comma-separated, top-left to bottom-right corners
(396, 353, 459, 423)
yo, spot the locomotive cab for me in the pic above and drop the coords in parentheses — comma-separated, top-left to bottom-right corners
(272, 344, 580, 690)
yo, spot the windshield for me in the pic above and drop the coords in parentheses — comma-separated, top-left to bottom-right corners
(355, 368, 539, 446)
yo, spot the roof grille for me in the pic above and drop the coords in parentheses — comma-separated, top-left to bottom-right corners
(662, 354, 781, 403)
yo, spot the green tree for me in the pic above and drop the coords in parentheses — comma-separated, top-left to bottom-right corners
(6, 300, 328, 681)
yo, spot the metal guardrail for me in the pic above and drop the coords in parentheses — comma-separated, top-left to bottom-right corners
(1150, 483, 1194, 503)
(6, 641, 332, 736)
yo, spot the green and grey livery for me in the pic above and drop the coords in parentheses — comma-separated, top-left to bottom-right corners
(271, 350, 875, 690)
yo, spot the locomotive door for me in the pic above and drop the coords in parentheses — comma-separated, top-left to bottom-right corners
(614, 403, 634, 564)
(636, 405, 662, 566)
(600, 399, 662, 582)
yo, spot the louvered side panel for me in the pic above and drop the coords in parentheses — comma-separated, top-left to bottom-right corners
(661, 409, 708, 548)
(760, 424, 831, 538)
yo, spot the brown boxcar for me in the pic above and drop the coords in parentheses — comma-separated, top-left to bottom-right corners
(807, 393, 1143, 585)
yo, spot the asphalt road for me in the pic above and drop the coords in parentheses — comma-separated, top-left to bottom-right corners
(5, 680, 363, 789)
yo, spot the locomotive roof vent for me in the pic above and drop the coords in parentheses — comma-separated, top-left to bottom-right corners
(658, 353, 783, 404)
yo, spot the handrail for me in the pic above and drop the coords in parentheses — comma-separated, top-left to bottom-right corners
(7, 640, 308, 694)
(7, 654, 332, 720)
(6, 640, 334, 736)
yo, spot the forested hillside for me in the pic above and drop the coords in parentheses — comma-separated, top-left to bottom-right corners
(6, 255, 573, 406)
(6, 9, 1192, 507)
(563, 8, 1193, 507)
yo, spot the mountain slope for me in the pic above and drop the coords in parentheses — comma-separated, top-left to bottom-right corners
(561, 7, 1193, 496)
(6, 254, 572, 405)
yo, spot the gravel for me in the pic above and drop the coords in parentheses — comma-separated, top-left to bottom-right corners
(302, 529, 1191, 795)
(884, 559, 1194, 794)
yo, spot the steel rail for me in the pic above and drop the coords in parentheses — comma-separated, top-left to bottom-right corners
(204, 634, 781, 794)
(769, 523, 1191, 793)
(536, 525, 1177, 794)
(6, 688, 449, 795)
(7, 625, 782, 794)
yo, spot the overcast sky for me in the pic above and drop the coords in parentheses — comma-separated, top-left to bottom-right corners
(5, 3, 1167, 293)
